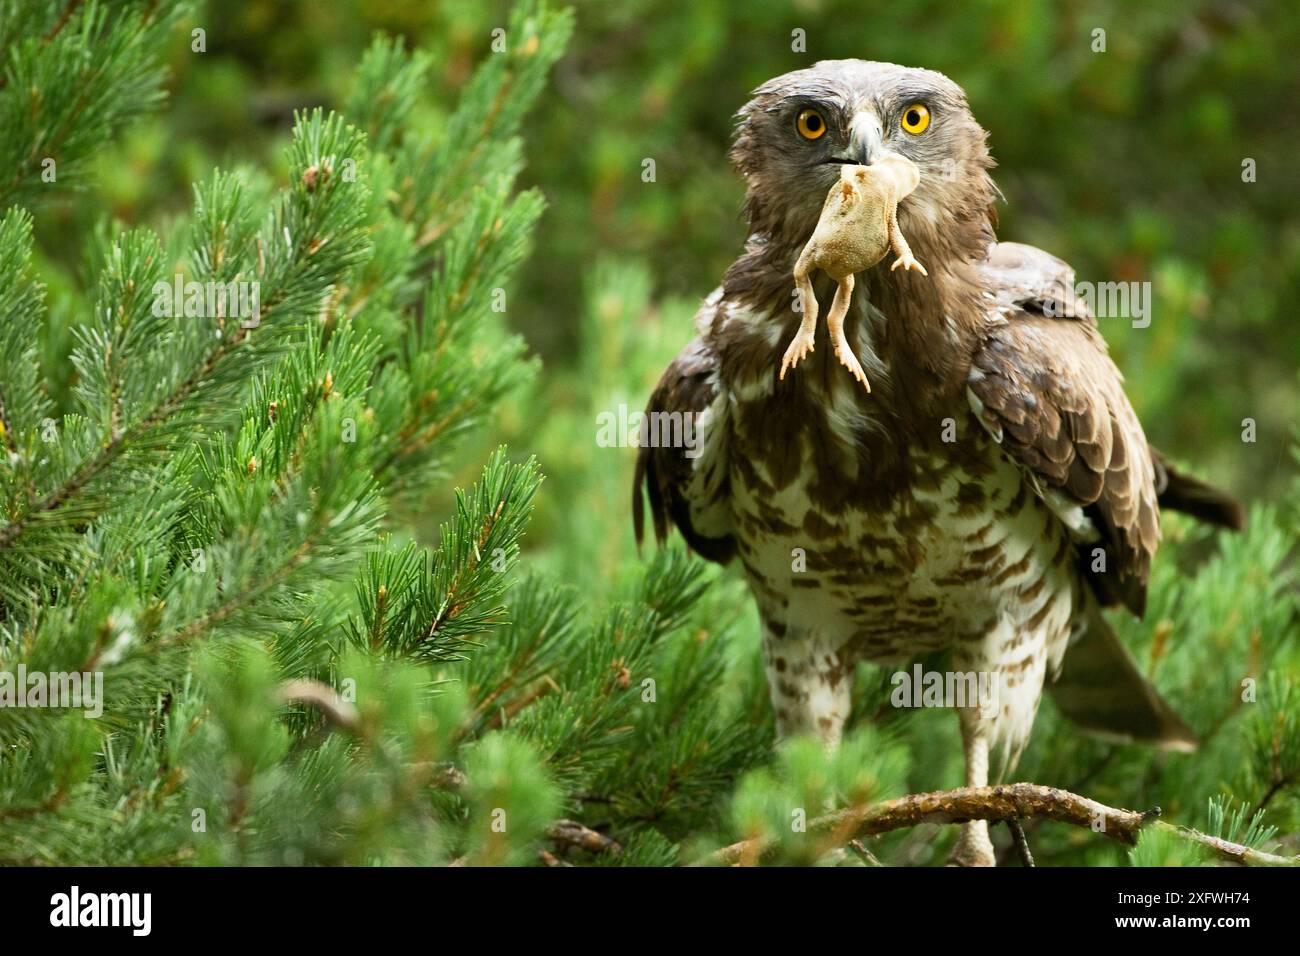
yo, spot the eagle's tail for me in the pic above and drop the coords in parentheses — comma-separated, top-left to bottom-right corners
(1050, 603, 1198, 751)
(1152, 448, 1245, 531)
(1052, 452, 1241, 749)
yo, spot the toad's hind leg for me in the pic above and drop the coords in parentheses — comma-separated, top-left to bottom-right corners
(888, 206, 927, 275)
(825, 274, 870, 391)
(780, 261, 819, 380)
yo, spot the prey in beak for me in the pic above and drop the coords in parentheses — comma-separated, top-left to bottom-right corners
(780, 152, 928, 392)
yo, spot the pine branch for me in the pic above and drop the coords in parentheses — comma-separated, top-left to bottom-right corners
(0, 0, 187, 208)
(847, 839, 883, 867)
(395, 0, 572, 249)
(0, 208, 46, 455)
(696, 783, 1300, 867)
(345, 449, 540, 662)
(0, 111, 372, 559)
(0, 2, 577, 866)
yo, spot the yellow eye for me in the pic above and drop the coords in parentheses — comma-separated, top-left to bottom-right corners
(796, 108, 827, 140)
(901, 103, 930, 134)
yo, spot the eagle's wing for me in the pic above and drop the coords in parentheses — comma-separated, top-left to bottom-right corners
(970, 242, 1208, 750)
(632, 296, 735, 563)
(968, 241, 1159, 615)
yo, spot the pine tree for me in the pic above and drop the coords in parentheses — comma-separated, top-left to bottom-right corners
(0, 0, 585, 866)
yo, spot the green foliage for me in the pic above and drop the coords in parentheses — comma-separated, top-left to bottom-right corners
(0, 0, 189, 209)
(344, 449, 540, 662)
(1, 0, 1297, 868)
(729, 728, 910, 865)
(1129, 826, 1208, 867)
(0, 0, 582, 867)
(462, 733, 561, 866)
(1205, 795, 1277, 851)
(0, 209, 47, 457)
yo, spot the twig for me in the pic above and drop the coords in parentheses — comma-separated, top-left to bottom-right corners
(1252, 773, 1293, 817)
(424, 768, 619, 860)
(44, 0, 84, 41)
(1006, 818, 1035, 867)
(428, 763, 467, 791)
(694, 783, 1300, 867)
(545, 820, 622, 856)
(443, 820, 618, 868)
(0, 1, 84, 92)
(847, 839, 883, 867)
(998, 749, 1115, 865)
(486, 675, 560, 729)
(276, 679, 360, 732)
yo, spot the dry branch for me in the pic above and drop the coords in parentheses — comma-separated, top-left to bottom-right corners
(545, 819, 622, 856)
(277, 679, 361, 731)
(695, 782, 1300, 867)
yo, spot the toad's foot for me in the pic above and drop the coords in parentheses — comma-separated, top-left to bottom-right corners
(890, 253, 928, 275)
(779, 328, 816, 380)
(824, 274, 870, 392)
(831, 335, 871, 392)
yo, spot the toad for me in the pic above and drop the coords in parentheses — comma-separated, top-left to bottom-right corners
(779, 154, 927, 391)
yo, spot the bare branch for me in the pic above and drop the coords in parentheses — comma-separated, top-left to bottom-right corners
(545, 819, 622, 856)
(847, 839, 883, 867)
(1006, 818, 1035, 867)
(277, 679, 360, 732)
(694, 783, 1300, 867)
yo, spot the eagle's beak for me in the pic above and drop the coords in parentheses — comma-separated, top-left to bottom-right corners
(829, 111, 884, 167)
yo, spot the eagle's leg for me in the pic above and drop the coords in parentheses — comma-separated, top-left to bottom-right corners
(947, 706, 997, 867)
(780, 266, 819, 380)
(825, 274, 870, 391)
(887, 206, 927, 275)
(762, 623, 850, 750)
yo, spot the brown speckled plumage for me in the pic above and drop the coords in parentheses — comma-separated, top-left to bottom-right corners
(632, 60, 1242, 865)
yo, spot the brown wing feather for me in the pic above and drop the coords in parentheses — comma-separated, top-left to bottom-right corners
(982, 246, 1244, 532)
(976, 243, 1240, 749)
(633, 335, 735, 563)
(971, 243, 1159, 615)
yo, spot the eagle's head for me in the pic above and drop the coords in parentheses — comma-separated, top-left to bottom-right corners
(730, 60, 999, 269)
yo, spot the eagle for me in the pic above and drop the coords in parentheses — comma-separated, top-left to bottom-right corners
(632, 60, 1243, 865)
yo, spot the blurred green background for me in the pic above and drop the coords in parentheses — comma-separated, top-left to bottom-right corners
(18, 0, 1299, 866)
(36, 0, 1299, 579)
